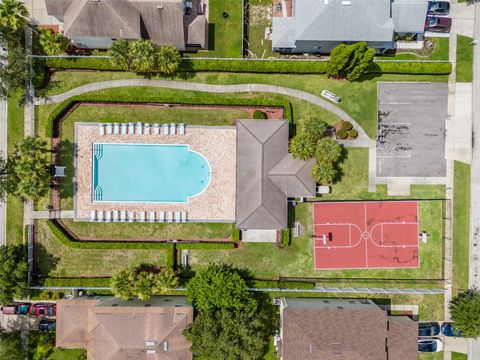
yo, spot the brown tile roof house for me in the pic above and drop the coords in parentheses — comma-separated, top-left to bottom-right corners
(236, 120, 316, 230)
(56, 296, 193, 360)
(278, 298, 417, 360)
(45, 0, 207, 50)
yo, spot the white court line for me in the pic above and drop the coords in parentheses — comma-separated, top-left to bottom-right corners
(314, 223, 364, 248)
(369, 222, 420, 247)
(349, 224, 352, 246)
(381, 223, 384, 246)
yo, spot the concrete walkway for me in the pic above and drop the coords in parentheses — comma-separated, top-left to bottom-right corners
(0, 44, 7, 247)
(31, 210, 74, 219)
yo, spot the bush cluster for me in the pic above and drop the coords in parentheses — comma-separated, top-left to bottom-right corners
(252, 109, 268, 119)
(282, 228, 291, 247)
(327, 42, 375, 81)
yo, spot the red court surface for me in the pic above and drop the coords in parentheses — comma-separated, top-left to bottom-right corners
(313, 201, 419, 269)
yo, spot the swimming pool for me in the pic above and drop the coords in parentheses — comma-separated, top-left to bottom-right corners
(92, 143, 211, 202)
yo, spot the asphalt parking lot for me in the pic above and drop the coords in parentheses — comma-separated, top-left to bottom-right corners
(377, 82, 448, 177)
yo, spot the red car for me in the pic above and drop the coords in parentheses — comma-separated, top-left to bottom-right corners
(425, 16, 452, 33)
(29, 303, 56, 317)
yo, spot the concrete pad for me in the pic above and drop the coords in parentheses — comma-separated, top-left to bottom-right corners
(387, 183, 411, 196)
(21, 0, 62, 26)
(444, 337, 469, 353)
(242, 229, 277, 243)
(451, 3, 475, 38)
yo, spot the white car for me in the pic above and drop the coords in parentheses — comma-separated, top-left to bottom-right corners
(418, 338, 443, 353)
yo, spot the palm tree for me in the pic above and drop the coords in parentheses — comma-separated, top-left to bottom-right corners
(315, 137, 342, 164)
(111, 269, 134, 300)
(154, 268, 179, 294)
(289, 134, 315, 161)
(0, 0, 28, 36)
(303, 116, 327, 142)
(133, 271, 155, 300)
(156, 45, 181, 75)
(39, 29, 67, 55)
(311, 162, 335, 184)
(109, 39, 130, 70)
(128, 39, 156, 72)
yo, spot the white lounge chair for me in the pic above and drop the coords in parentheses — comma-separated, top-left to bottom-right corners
(90, 210, 96, 222)
(140, 211, 146, 222)
(149, 211, 155, 222)
(120, 210, 126, 222)
(174, 211, 181, 222)
(113, 210, 119, 222)
(105, 211, 112, 222)
(97, 210, 104, 222)
(106, 124, 113, 135)
(128, 211, 135, 222)
(159, 211, 165, 222)
(136, 122, 143, 135)
(167, 211, 173, 222)
(121, 124, 127, 135)
(178, 123, 185, 135)
(170, 123, 176, 135)
(113, 123, 120, 134)
(181, 211, 187, 222)
(143, 123, 150, 135)
(98, 124, 105, 135)
(153, 124, 160, 135)
(128, 123, 135, 135)
(163, 123, 169, 135)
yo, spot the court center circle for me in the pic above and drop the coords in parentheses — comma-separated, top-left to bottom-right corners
(362, 231, 370, 239)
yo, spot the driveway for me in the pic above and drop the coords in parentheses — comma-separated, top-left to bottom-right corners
(377, 83, 448, 178)
(451, 2, 475, 38)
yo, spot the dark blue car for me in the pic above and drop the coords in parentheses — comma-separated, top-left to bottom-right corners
(418, 338, 443, 352)
(441, 322, 462, 337)
(418, 322, 440, 336)
(38, 320, 56, 332)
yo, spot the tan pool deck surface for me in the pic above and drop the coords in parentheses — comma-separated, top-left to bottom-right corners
(74, 123, 236, 222)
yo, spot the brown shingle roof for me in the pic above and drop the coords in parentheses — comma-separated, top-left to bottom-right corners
(387, 316, 418, 360)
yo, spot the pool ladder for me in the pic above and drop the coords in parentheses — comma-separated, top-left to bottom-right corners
(93, 144, 104, 160)
(94, 186, 103, 201)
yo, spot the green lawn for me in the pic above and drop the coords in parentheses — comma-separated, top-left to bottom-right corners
(378, 37, 450, 60)
(452, 352, 468, 360)
(418, 353, 444, 360)
(39, 71, 449, 139)
(60, 219, 235, 241)
(185, 0, 243, 58)
(456, 35, 474, 82)
(36, 220, 167, 277)
(453, 161, 471, 294)
(6, 91, 24, 245)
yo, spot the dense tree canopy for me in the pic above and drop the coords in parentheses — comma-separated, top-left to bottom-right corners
(0, 245, 28, 304)
(0, 0, 28, 40)
(0, 46, 29, 99)
(450, 288, 480, 338)
(0, 330, 26, 360)
(327, 42, 375, 81)
(39, 28, 67, 55)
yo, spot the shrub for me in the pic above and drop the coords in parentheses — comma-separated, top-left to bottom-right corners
(303, 116, 327, 142)
(44, 277, 111, 287)
(327, 42, 375, 81)
(128, 39, 156, 72)
(231, 228, 241, 241)
(341, 121, 353, 131)
(348, 129, 358, 139)
(289, 134, 316, 160)
(337, 129, 348, 139)
(282, 228, 291, 247)
(156, 45, 181, 75)
(368, 61, 452, 75)
(311, 162, 335, 184)
(109, 39, 130, 70)
(315, 137, 342, 164)
(450, 288, 480, 338)
(252, 110, 267, 119)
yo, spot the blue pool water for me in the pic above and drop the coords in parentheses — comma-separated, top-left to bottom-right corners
(92, 143, 211, 202)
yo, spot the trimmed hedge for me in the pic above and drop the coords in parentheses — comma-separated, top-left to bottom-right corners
(44, 56, 452, 75)
(252, 280, 316, 289)
(44, 277, 111, 287)
(231, 228, 241, 241)
(176, 242, 236, 250)
(46, 220, 175, 249)
(282, 228, 291, 247)
(253, 110, 268, 119)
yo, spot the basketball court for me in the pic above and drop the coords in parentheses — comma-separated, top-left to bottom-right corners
(313, 201, 419, 269)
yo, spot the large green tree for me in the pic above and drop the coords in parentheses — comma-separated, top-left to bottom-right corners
(0, 245, 28, 303)
(0, 46, 29, 99)
(289, 134, 316, 161)
(0, 0, 28, 40)
(0, 330, 26, 360)
(450, 288, 480, 338)
(109, 39, 130, 70)
(156, 45, 181, 75)
(7, 136, 50, 201)
(327, 42, 375, 81)
(184, 307, 271, 360)
(186, 263, 255, 311)
(128, 39, 156, 72)
(39, 28, 67, 55)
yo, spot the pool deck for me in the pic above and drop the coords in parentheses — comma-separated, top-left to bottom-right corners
(74, 123, 237, 222)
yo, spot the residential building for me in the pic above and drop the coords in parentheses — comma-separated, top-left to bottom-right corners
(277, 297, 418, 360)
(272, 0, 428, 53)
(56, 296, 193, 360)
(45, 0, 207, 50)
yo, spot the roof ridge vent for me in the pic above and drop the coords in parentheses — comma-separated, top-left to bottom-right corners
(341, 0, 352, 5)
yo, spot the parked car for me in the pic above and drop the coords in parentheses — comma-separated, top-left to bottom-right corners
(418, 338, 443, 353)
(441, 322, 462, 337)
(418, 322, 440, 337)
(425, 16, 452, 33)
(38, 320, 56, 332)
(1, 305, 17, 315)
(427, 1, 450, 16)
(29, 303, 56, 317)
(16, 304, 30, 315)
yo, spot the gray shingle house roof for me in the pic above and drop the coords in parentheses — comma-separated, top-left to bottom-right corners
(272, 0, 428, 49)
(236, 120, 315, 230)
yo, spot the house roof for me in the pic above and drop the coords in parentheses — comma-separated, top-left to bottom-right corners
(186, 15, 207, 47)
(236, 120, 315, 230)
(56, 297, 193, 360)
(280, 298, 418, 360)
(272, 0, 394, 48)
(392, 0, 429, 33)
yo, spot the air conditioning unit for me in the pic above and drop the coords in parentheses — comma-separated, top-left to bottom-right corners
(273, 298, 281, 306)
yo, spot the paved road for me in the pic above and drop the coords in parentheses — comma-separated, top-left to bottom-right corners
(470, 2, 480, 359)
(0, 44, 7, 247)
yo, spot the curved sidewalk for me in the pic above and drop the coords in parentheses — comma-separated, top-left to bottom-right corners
(35, 79, 375, 146)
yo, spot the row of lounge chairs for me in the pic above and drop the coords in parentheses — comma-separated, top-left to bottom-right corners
(90, 210, 187, 223)
(98, 122, 186, 136)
